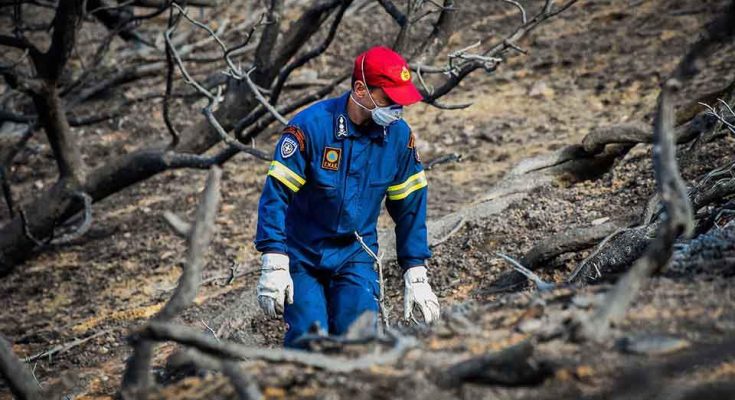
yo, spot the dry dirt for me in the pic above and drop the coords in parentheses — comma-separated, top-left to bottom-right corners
(1, 0, 735, 399)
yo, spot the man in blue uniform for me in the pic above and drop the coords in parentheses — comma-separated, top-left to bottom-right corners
(254, 46, 440, 347)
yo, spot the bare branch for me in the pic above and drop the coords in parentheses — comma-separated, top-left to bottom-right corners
(31, 84, 86, 181)
(699, 99, 735, 135)
(271, 0, 343, 74)
(164, 18, 216, 102)
(496, 252, 554, 291)
(0, 123, 33, 218)
(376, 0, 407, 26)
(439, 340, 552, 387)
(166, 4, 280, 155)
(133, 0, 219, 7)
(202, 88, 273, 160)
(254, 0, 284, 74)
(423, 0, 578, 103)
(164, 6, 183, 148)
(139, 321, 417, 373)
(221, 361, 263, 400)
(23, 328, 113, 363)
(500, 0, 527, 24)
(240, 68, 289, 126)
(162, 211, 192, 238)
(37, 0, 84, 81)
(0, 35, 36, 52)
(122, 166, 222, 391)
(0, 333, 42, 400)
(410, 0, 457, 62)
(236, 73, 349, 139)
(269, 1, 350, 105)
(49, 191, 93, 245)
(425, 153, 462, 170)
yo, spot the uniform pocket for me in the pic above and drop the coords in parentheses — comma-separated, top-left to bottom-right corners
(312, 170, 338, 191)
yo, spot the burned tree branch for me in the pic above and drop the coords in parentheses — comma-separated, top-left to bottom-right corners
(269, 0, 350, 105)
(490, 221, 624, 292)
(422, 0, 577, 102)
(122, 166, 221, 392)
(439, 340, 552, 387)
(48, 191, 92, 245)
(234, 72, 350, 139)
(699, 99, 735, 135)
(377, 0, 407, 26)
(410, 0, 457, 62)
(163, 211, 192, 238)
(164, 5, 183, 148)
(166, 4, 277, 159)
(202, 89, 273, 161)
(133, 0, 218, 7)
(139, 320, 417, 373)
(0, 333, 42, 400)
(425, 153, 462, 170)
(253, 0, 284, 75)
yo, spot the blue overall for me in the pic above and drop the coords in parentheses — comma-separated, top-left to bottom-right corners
(254, 91, 431, 347)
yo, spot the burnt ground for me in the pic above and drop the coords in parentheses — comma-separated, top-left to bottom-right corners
(2, 0, 735, 399)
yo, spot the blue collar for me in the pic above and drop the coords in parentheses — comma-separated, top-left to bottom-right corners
(334, 91, 388, 142)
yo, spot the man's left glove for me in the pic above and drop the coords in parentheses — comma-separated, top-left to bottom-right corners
(257, 253, 294, 318)
(404, 266, 440, 323)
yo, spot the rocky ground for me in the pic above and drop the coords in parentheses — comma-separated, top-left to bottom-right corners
(1, 0, 735, 399)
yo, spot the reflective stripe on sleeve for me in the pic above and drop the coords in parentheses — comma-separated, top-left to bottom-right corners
(387, 170, 427, 200)
(267, 160, 306, 192)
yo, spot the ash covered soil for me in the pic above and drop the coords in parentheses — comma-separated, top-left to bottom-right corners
(2, 0, 735, 399)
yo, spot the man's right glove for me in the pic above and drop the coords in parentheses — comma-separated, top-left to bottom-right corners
(257, 253, 293, 318)
(403, 266, 440, 323)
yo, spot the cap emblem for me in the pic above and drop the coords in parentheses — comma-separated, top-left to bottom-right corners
(400, 66, 411, 81)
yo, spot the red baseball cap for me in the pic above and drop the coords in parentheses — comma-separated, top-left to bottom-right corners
(353, 46, 423, 106)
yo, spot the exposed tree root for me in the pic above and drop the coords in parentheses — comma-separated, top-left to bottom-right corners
(438, 340, 553, 387)
(489, 221, 623, 291)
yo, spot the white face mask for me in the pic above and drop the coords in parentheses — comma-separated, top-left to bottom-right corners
(350, 92, 403, 127)
(350, 55, 404, 127)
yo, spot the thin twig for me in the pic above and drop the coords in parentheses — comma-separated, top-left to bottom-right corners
(500, 0, 527, 24)
(200, 320, 219, 342)
(496, 252, 554, 291)
(49, 191, 93, 245)
(162, 211, 192, 238)
(24, 329, 113, 363)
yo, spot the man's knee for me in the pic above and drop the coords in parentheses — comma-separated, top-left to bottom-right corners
(328, 263, 380, 335)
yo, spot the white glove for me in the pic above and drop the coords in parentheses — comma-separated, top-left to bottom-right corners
(257, 253, 293, 318)
(404, 266, 440, 323)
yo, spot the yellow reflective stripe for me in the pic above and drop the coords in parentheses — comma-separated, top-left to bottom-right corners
(387, 171, 426, 192)
(387, 171, 427, 200)
(267, 161, 306, 192)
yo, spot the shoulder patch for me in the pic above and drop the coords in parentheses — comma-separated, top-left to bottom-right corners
(283, 125, 306, 151)
(280, 136, 298, 158)
(408, 132, 416, 149)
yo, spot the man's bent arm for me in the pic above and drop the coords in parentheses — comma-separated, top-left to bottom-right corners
(254, 125, 309, 254)
(386, 131, 431, 270)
